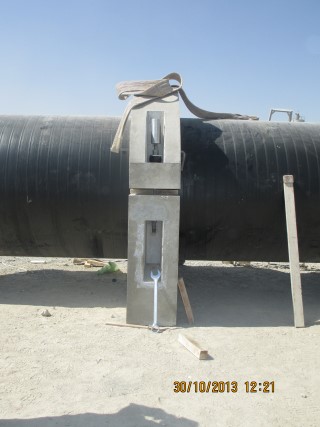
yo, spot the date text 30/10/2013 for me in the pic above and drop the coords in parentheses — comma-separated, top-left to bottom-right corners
(173, 381, 275, 393)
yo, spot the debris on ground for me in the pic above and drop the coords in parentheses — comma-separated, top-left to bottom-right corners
(97, 262, 119, 275)
(41, 309, 52, 317)
(73, 258, 106, 267)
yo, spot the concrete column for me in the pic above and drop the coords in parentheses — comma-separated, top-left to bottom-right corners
(126, 94, 181, 326)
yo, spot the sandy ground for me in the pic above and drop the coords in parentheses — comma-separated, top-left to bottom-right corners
(0, 257, 319, 427)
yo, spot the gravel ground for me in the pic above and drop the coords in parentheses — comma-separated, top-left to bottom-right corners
(0, 257, 319, 427)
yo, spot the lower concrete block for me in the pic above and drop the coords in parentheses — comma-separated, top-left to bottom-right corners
(127, 194, 180, 326)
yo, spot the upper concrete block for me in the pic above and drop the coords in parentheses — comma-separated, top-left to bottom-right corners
(129, 94, 181, 190)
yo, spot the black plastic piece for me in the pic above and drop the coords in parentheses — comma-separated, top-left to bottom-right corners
(149, 154, 162, 163)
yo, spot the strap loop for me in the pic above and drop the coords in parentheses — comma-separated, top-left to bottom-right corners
(111, 72, 258, 153)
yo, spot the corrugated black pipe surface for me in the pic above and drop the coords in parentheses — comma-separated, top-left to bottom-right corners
(0, 115, 319, 261)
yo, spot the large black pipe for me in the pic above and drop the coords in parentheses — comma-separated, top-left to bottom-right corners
(0, 115, 320, 261)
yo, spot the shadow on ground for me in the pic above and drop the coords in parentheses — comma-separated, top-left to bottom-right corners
(0, 404, 198, 427)
(0, 269, 127, 309)
(177, 265, 320, 328)
(0, 263, 319, 327)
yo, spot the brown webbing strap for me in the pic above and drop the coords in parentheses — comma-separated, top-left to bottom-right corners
(111, 72, 258, 153)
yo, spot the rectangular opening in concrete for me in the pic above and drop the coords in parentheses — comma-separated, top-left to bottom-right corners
(144, 220, 163, 283)
(146, 111, 164, 163)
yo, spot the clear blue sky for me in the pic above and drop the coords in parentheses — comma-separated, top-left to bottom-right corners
(0, 0, 319, 121)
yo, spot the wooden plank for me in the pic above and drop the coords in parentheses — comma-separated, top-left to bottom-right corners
(106, 322, 150, 330)
(74, 258, 106, 267)
(178, 278, 194, 324)
(283, 175, 305, 328)
(73, 258, 85, 265)
(178, 333, 208, 360)
(84, 261, 92, 268)
(86, 259, 106, 267)
(105, 322, 177, 332)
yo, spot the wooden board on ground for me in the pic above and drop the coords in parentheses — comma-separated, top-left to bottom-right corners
(105, 322, 176, 332)
(178, 333, 208, 360)
(73, 258, 106, 267)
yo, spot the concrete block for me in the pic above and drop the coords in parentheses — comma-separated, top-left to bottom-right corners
(127, 194, 180, 326)
(129, 94, 180, 190)
(129, 163, 181, 190)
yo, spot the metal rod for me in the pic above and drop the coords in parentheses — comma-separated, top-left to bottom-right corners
(151, 118, 161, 145)
(150, 269, 161, 331)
